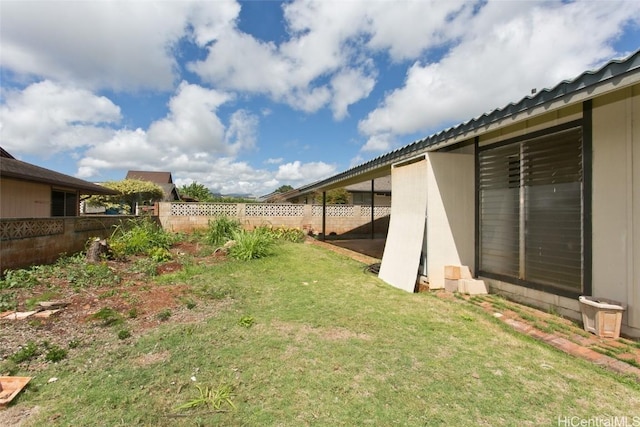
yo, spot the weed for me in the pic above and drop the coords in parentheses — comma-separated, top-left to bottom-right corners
(45, 345, 68, 362)
(0, 291, 17, 311)
(228, 228, 274, 261)
(238, 315, 255, 328)
(205, 216, 242, 247)
(10, 342, 39, 364)
(0, 268, 39, 289)
(91, 307, 124, 327)
(110, 218, 175, 258)
(128, 258, 160, 277)
(148, 247, 172, 263)
(68, 339, 81, 349)
(157, 309, 171, 322)
(99, 289, 118, 299)
(176, 384, 236, 412)
(185, 299, 197, 309)
(128, 308, 138, 319)
(117, 329, 132, 340)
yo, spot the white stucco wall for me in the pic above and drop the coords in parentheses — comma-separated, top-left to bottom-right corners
(592, 84, 640, 336)
(423, 152, 475, 289)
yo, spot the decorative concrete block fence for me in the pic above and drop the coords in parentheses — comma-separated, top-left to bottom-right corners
(157, 202, 390, 237)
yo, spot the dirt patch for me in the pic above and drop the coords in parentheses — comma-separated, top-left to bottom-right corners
(0, 405, 40, 426)
(0, 242, 224, 377)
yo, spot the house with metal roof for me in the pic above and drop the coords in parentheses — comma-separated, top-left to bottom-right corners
(296, 50, 640, 337)
(0, 147, 117, 218)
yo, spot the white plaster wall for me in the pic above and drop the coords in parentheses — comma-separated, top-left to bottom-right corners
(592, 85, 640, 336)
(424, 152, 475, 288)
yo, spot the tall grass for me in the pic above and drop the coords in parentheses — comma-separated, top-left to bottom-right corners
(228, 228, 274, 260)
(205, 216, 242, 247)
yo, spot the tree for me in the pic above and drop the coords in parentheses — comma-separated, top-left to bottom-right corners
(179, 182, 214, 202)
(313, 187, 349, 204)
(275, 184, 294, 193)
(86, 179, 165, 214)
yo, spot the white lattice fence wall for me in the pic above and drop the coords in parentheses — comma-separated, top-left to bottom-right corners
(170, 203, 239, 216)
(245, 204, 305, 217)
(361, 206, 392, 218)
(312, 205, 355, 217)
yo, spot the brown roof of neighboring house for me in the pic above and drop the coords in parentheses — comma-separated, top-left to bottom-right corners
(345, 176, 391, 193)
(0, 148, 118, 195)
(126, 170, 173, 184)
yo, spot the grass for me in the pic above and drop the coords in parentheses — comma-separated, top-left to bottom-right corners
(6, 241, 640, 426)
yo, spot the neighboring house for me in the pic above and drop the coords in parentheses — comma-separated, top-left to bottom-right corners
(0, 147, 117, 218)
(344, 176, 391, 206)
(295, 50, 640, 337)
(125, 170, 180, 201)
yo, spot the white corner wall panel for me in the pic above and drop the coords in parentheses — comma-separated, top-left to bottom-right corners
(378, 158, 428, 292)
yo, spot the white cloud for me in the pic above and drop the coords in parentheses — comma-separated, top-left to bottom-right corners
(359, 0, 640, 151)
(0, 80, 120, 155)
(0, 1, 240, 91)
(265, 158, 284, 165)
(330, 68, 376, 120)
(147, 81, 237, 154)
(275, 160, 336, 184)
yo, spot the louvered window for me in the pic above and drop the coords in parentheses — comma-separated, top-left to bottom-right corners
(51, 190, 78, 217)
(479, 126, 583, 293)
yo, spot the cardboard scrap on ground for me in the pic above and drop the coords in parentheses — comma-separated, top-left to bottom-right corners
(0, 301, 67, 321)
(0, 377, 32, 408)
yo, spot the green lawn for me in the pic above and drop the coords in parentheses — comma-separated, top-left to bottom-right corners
(9, 241, 640, 426)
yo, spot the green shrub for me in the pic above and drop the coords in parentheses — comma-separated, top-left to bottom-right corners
(117, 329, 132, 340)
(0, 268, 39, 289)
(205, 216, 242, 247)
(90, 307, 124, 327)
(10, 342, 39, 363)
(228, 228, 274, 261)
(157, 309, 171, 322)
(256, 225, 306, 243)
(44, 344, 68, 362)
(147, 247, 173, 263)
(110, 218, 175, 258)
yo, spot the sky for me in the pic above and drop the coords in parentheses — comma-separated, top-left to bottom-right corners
(1, 1, 639, 197)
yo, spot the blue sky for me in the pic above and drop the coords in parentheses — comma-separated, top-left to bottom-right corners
(1, 0, 639, 196)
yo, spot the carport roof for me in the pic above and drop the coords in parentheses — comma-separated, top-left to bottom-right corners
(297, 49, 640, 194)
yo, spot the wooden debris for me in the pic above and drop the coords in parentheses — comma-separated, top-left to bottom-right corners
(0, 377, 32, 407)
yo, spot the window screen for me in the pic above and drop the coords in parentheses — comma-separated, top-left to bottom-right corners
(479, 126, 583, 293)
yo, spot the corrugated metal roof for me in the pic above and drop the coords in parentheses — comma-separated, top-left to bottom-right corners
(298, 49, 640, 193)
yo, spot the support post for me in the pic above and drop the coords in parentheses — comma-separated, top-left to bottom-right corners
(371, 179, 375, 239)
(322, 191, 327, 241)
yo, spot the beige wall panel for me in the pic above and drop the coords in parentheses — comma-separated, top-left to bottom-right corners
(379, 158, 429, 292)
(424, 152, 475, 288)
(592, 85, 640, 334)
(1, 179, 50, 218)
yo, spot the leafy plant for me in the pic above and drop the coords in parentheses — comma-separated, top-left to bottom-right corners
(238, 315, 255, 328)
(44, 344, 68, 362)
(176, 384, 236, 412)
(0, 268, 39, 289)
(227, 228, 274, 261)
(110, 218, 175, 258)
(206, 216, 242, 247)
(148, 247, 173, 263)
(117, 329, 132, 340)
(157, 309, 171, 322)
(10, 341, 39, 363)
(0, 291, 17, 311)
(90, 307, 124, 327)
